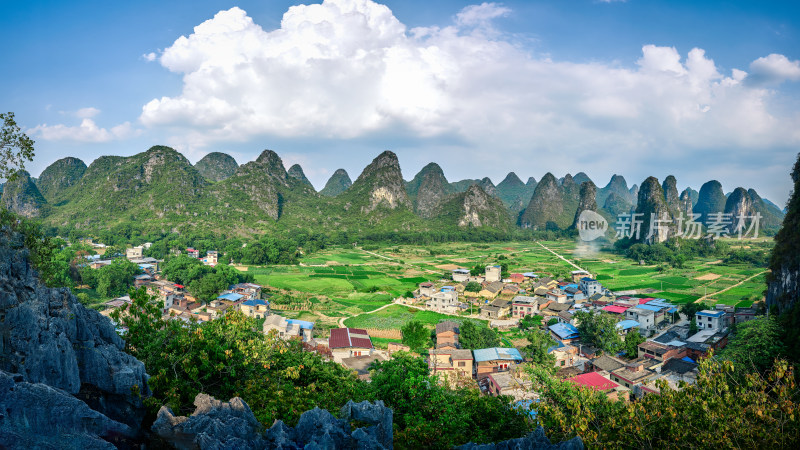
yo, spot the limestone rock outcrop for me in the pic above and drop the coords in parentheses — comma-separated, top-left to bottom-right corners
(153, 394, 394, 450)
(0, 226, 151, 432)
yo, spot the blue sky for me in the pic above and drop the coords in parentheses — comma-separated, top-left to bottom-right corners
(2, 0, 799, 205)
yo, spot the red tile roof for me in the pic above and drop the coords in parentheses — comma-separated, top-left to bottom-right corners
(329, 328, 373, 349)
(638, 297, 655, 305)
(568, 372, 619, 391)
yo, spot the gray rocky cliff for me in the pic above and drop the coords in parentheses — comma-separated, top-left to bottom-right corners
(407, 163, 452, 218)
(634, 177, 672, 244)
(520, 173, 564, 229)
(767, 153, 800, 314)
(572, 181, 598, 229)
(0, 225, 151, 445)
(724, 187, 754, 235)
(662, 175, 681, 213)
(287, 164, 315, 190)
(194, 152, 238, 182)
(1, 170, 46, 218)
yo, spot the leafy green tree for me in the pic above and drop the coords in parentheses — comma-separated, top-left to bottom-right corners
(464, 281, 482, 292)
(529, 351, 800, 448)
(95, 258, 140, 297)
(112, 287, 366, 425)
(469, 263, 484, 276)
(369, 353, 529, 448)
(522, 328, 557, 369)
(0, 112, 35, 180)
(401, 320, 429, 352)
(459, 321, 500, 349)
(718, 317, 786, 374)
(518, 314, 542, 330)
(573, 310, 622, 355)
(622, 329, 645, 358)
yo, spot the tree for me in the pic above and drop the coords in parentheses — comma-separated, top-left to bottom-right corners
(718, 317, 786, 374)
(401, 320, 429, 352)
(469, 263, 484, 276)
(573, 310, 622, 355)
(622, 329, 645, 358)
(464, 281, 482, 292)
(460, 321, 500, 349)
(522, 328, 557, 368)
(0, 112, 35, 180)
(518, 314, 541, 330)
(528, 351, 800, 448)
(95, 259, 140, 297)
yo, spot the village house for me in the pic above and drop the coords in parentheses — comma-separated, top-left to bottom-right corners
(481, 298, 512, 319)
(548, 341, 578, 368)
(610, 359, 659, 390)
(203, 250, 218, 266)
(602, 304, 630, 316)
(418, 282, 435, 297)
(549, 322, 580, 344)
(695, 310, 727, 332)
(263, 314, 314, 342)
(240, 299, 270, 318)
(546, 289, 568, 304)
(429, 348, 474, 382)
(133, 273, 153, 288)
(125, 246, 143, 260)
(479, 281, 505, 299)
(586, 354, 626, 373)
(485, 265, 502, 283)
(512, 295, 539, 318)
(486, 370, 534, 400)
(579, 277, 603, 296)
(541, 301, 571, 319)
(568, 372, 629, 401)
(330, 328, 374, 363)
(473, 347, 524, 380)
(501, 284, 520, 296)
(427, 289, 459, 313)
(435, 321, 461, 349)
(509, 273, 525, 284)
(616, 319, 641, 336)
(532, 285, 551, 296)
(186, 248, 200, 258)
(570, 270, 591, 282)
(734, 307, 757, 324)
(637, 341, 687, 362)
(452, 268, 470, 282)
(558, 310, 576, 326)
(229, 283, 262, 301)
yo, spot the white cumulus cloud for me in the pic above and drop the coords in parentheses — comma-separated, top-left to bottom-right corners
(748, 53, 800, 85)
(138, 0, 800, 169)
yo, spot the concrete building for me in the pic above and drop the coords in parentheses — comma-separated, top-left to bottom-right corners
(485, 265, 502, 283)
(427, 290, 459, 313)
(473, 347, 524, 380)
(452, 268, 470, 282)
(512, 296, 539, 318)
(579, 277, 603, 297)
(126, 246, 144, 259)
(263, 314, 314, 342)
(418, 282, 435, 297)
(429, 348, 474, 383)
(696, 310, 726, 332)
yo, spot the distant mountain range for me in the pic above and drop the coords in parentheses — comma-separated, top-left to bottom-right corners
(1, 146, 785, 237)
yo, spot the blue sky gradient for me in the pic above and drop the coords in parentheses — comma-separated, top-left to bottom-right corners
(2, 0, 799, 204)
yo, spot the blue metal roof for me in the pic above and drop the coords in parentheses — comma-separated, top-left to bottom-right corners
(637, 304, 663, 312)
(473, 347, 523, 362)
(549, 322, 580, 340)
(217, 293, 244, 301)
(681, 356, 696, 363)
(616, 319, 640, 330)
(580, 277, 597, 282)
(286, 319, 314, 330)
(697, 310, 725, 318)
(667, 307, 678, 313)
(522, 272, 538, 277)
(242, 299, 269, 307)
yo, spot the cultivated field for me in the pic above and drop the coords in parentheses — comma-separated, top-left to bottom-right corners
(237, 238, 769, 343)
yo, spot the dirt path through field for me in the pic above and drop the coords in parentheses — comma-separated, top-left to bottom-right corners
(694, 270, 768, 303)
(537, 242, 588, 273)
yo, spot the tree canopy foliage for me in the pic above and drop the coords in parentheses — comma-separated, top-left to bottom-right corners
(0, 112, 35, 180)
(573, 310, 622, 355)
(400, 320, 429, 353)
(160, 255, 254, 301)
(459, 321, 500, 349)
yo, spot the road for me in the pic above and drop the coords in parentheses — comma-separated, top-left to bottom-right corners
(537, 242, 588, 272)
(695, 270, 768, 303)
